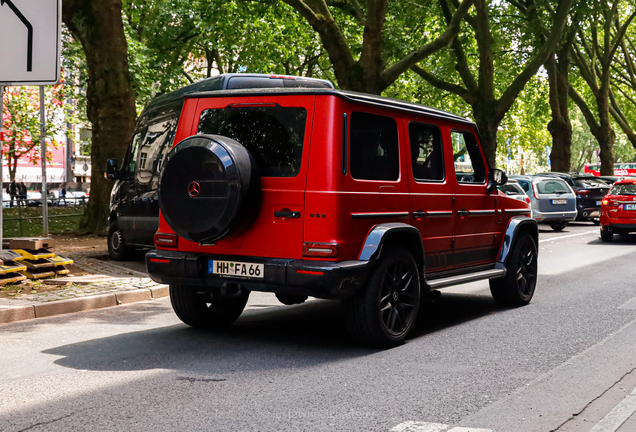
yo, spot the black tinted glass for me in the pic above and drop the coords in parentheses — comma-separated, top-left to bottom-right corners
(611, 183, 636, 195)
(350, 112, 399, 181)
(451, 130, 485, 183)
(536, 180, 569, 193)
(573, 178, 608, 188)
(198, 107, 307, 177)
(409, 123, 444, 181)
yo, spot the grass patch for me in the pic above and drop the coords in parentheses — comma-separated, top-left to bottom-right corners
(2, 205, 85, 237)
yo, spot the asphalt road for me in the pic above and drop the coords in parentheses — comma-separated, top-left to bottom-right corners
(1, 222, 636, 432)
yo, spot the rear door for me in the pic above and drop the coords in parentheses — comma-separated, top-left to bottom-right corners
(404, 119, 454, 272)
(534, 178, 576, 213)
(191, 95, 315, 259)
(450, 129, 500, 267)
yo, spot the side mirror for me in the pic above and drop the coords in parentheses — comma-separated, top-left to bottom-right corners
(105, 158, 120, 180)
(488, 168, 508, 194)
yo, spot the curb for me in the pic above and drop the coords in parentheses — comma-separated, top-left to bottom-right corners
(0, 286, 170, 325)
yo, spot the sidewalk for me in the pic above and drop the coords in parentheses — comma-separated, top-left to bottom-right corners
(0, 239, 168, 324)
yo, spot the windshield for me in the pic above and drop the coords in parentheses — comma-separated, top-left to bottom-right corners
(573, 178, 607, 188)
(197, 106, 307, 177)
(536, 179, 570, 194)
(611, 183, 636, 195)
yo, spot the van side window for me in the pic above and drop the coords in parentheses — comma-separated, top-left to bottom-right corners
(451, 130, 485, 183)
(128, 132, 144, 174)
(135, 118, 178, 185)
(409, 122, 444, 181)
(350, 112, 399, 181)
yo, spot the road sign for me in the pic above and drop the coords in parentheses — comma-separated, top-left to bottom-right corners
(0, 0, 61, 85)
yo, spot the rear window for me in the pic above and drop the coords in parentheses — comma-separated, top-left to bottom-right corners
(573, 178, 607, 188)
(197, 106, 307, 177)
(536, 179, 570, 194)
(611, 183, 636, 195)
(499, 184, 524, 195)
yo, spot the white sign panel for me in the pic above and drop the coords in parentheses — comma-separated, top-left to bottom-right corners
(0, 0, 61, 85)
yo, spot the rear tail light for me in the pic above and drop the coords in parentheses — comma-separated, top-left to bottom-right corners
(602, 199, 619, 206)
(576, 189, 590, 195)
(303, 242, 339, 258)
(531, 183, 539, 199)
(154, 233, 178, 248)
(525, 196, 531, 204)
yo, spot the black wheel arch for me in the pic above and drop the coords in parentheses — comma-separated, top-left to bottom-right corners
(359, 223, 426, 287)
(496, 216, 539, 270)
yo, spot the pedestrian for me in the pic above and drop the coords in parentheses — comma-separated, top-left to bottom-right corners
(18, 182, 26, 207)
(59, 183, 67, 206)
(7, 180, 17, 207)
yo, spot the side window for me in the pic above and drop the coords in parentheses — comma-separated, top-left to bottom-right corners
(128, 132, 144, 173)
(519, 181, 530, 193)
(350, 112, 399, 181)
(135, 118, 178, 184)
(451, 130, 486, 183)
(409, 122, 444, 181)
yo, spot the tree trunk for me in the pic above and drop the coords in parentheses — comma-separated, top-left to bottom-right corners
(595, 99, 616, 176)
(546, 42, 573, 173)
(472, 102, 499, 167)
(548, 118, 572, 172)
(63, 0, 136, 234)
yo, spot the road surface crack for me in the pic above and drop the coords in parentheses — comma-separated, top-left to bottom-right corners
(18, 412, 75, 432)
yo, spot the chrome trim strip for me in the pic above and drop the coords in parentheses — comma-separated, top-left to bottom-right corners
(351, 212, 410, 219)
(503, 208, 532, 214)
(426, 211, 453, 217)
(428, 269, 506, 289)
(469, 210, 496, 215)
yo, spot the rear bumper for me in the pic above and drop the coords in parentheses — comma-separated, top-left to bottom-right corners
(601, 221, 636, 232)
(146, 250, 371, 299)
(534, 209, 577, 223)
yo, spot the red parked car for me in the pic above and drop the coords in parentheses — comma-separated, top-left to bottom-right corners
(600, 178, 636, 241)
(112, 86, 538, 347)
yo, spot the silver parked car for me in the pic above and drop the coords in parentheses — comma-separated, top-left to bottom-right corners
(511, 175, 577, 231)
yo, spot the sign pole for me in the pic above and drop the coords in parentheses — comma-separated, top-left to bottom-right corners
(39, 85, 48, 236)
(0, 85, 4, 249)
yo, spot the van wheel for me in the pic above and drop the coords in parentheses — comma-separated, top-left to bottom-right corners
(344, 246, 420, 348)
(108, 223, 131, 261)
(170, 285, 249, 329)
(549, 221, 568, 231)
(600, 228, 613, 242)
(490, 233, 537, 307)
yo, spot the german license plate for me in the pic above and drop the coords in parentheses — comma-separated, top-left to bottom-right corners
(551, 199, 567, 205)
(208, 260, 264, 278)
(596, 201, 602, 205)
(626, 204, 636, 210)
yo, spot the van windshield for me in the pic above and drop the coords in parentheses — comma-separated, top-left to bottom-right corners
(198, 106, 307, 177)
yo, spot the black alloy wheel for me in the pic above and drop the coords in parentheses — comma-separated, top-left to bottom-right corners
(600, 228, 613, 242)
(345, 246, 420, 348)
(549, 220, 568, 231)
(490, 233, 537, 306)
(108, 223, 130, 261)
(170, 284, 250, 329)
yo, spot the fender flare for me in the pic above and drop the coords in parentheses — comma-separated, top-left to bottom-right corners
(495, 216, 538, 269)
(358, 223, 426, 277)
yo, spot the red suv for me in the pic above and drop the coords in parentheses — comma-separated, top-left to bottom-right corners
(144, 87, 537, 347)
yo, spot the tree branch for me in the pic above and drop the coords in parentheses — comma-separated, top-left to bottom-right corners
(569, 85, 599, 132)
(410, 64, 475, 104)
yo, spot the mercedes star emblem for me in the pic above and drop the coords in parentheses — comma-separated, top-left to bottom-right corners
(188, 181, 201, 197)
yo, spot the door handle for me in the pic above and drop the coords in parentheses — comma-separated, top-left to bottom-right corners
(457, 210, 470, 217)
(274, 211, 300, 218)
(412, 211, 427, 218)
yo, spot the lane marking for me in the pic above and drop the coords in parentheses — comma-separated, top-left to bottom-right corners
(539, 230, 598, 243)
(618, 297, 636, 310)
(390, 421, 493, 432)
(589, 387, 636, 432)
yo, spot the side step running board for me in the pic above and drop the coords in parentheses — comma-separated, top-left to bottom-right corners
(426, 269, 506, 290)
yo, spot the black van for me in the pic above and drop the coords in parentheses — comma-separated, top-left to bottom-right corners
(105, 74, 334, 260)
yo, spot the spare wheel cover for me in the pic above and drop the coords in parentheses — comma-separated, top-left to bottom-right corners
(159, 134, 261, 243)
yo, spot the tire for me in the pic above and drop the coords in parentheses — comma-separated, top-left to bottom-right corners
(159, 135, 261, 243)
(600, 228, 613, 242)
(549, 221, 568, 231)
(490, 233, 537, 307)
(170, 284, 249, 329)
(275, 293, 308, 305)
(344, 246, 421, 348)
(108, 223, 131, 261)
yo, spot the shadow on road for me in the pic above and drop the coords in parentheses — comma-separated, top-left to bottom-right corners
(42, 290, 502, 374)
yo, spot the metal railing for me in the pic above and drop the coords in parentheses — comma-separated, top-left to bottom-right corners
(2, 197, 87, 237)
